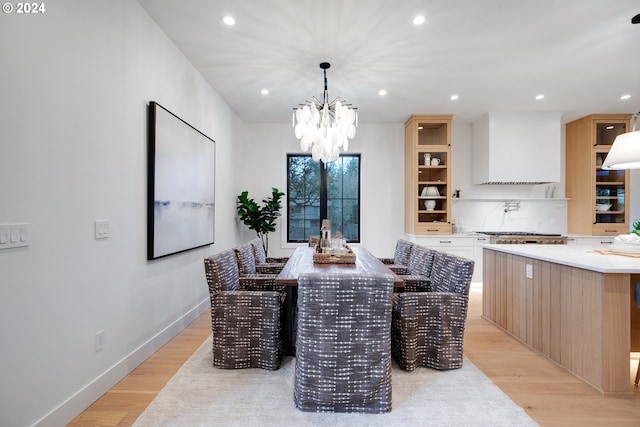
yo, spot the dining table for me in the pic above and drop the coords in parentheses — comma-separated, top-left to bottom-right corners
(275, 246, 403, 355)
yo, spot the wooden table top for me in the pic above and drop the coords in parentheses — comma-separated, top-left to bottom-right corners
(275, 246, 404, 287)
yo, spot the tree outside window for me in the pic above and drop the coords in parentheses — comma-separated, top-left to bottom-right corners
(287, 154, 360, 243)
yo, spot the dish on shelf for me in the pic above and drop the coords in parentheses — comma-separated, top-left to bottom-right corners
(595, 204, 612, 212)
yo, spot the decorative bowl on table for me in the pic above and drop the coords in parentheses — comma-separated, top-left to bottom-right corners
(595, 204, 612, 212)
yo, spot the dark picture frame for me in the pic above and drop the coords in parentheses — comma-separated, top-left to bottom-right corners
(147, 101, 215, 260)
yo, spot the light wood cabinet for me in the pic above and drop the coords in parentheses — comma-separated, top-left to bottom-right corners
(566, 114, 631, 236)
(404, 115, 452, 234)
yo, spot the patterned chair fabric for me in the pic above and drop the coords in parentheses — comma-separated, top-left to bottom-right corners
(294, 272, 394, 414)
(203, 249, 285, 370)
(235, 241, 283, 276)
(234, 243, 257, 274)
(400, 244, 436, 292)
(379, 239, 414, 275)
(249, 238, 287, 273)
(392, 251, 474, 371)
(250, 237, 289, 264)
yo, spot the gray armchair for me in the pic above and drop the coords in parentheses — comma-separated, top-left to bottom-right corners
(249, 237, 288, 273)
(378, 239, 414, 274)
(398, 244, 436, 292)
(234, 242, 284, 279)
(392, 251, 474, 371)
(294, 272, 394, 413)
(204, 249, 285, 370)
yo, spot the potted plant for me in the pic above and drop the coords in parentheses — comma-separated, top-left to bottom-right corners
(236, 187, 285, 256)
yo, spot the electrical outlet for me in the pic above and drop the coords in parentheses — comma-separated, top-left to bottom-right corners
(95, 330, 105, 352)
(525, 264, 533, 279)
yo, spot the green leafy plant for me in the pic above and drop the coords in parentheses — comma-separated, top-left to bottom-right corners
(631, 221, 640, 236)
(236, 187, 285, 256)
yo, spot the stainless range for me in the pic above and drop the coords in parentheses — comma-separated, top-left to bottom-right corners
(480, 232, 568, 244)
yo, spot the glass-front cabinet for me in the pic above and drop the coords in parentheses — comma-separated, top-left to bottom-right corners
(405, 115, 452, 234)
(566, 114, 631, 236)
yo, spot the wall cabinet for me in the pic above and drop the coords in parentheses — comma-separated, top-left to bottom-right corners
(404, 115, 452, 234)
(566, 114, 631, 236)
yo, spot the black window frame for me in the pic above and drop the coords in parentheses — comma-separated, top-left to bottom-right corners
(286, 154, 361, 243)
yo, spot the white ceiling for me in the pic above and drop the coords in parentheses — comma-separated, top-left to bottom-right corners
(137, 0, 640, 125)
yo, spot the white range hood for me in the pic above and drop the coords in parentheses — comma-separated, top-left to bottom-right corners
(472, 112, 562, 184)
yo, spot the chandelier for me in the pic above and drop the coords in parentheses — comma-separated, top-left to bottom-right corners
(292, 62, 358, 163)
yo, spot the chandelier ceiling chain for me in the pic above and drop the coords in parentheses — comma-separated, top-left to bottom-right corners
(292, 62, 358, 163)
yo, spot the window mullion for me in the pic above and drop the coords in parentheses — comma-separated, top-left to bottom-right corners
(319, 162, 328, 220)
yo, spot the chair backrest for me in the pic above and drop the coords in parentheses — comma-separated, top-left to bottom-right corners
(295, 272, 394, 412)
(406, 244, 436, 276)
(429, 251, 475, 295)
(234, 243, 257, 275)
(394, 239, 414, 265)
(250, 238, 267, 264)
(204, 249, 241, 294)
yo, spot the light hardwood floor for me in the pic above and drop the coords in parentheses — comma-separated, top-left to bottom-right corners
(69, 286, 640, 426)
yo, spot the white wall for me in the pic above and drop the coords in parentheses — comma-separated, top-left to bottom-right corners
(241, 123, 405, 258)
(0, 2, 243, 426)
(451, 118, 568, 233)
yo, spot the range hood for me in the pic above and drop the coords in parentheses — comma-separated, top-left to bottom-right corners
(472, 112, 561, 184)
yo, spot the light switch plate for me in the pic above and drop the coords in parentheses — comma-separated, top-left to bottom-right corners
(0, 223, 29, 249)
(525, 264, 533, 279)
(94, 220, 110, 239)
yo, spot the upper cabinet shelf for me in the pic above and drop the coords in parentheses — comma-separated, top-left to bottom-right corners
(405, 115, 453, 235)
(566, 114, 631, 236)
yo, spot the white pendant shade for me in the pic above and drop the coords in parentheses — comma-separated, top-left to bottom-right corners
(602, 130, 640, 169)
(292, 62, 357, 164)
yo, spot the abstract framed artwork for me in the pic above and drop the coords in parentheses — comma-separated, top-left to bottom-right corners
(147, 101, 215, 260)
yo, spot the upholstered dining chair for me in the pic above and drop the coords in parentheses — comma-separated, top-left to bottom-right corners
(378, 239, 414, 274)
(203, 249, 285, 370)
(249, 237, 288, 273)
(392, 251, 474, 371)
(294, 272, 394, 413)
(397, 244, 436, 292)
(234, 242, 284, 279)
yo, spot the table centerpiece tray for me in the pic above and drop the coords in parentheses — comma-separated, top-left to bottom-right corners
(313, 245, 356, 264)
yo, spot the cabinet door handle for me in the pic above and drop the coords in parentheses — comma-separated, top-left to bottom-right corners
(439, 240, 452, 244)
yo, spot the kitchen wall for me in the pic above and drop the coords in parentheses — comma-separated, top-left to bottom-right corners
(0, 2, 244, 426)
(451, 119, 568, 233)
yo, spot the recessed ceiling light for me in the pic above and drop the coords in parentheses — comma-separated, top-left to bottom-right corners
(378, 89, 387, 96)
(535, 94, 545, 100)
(260, 89, 269, 95)
(621, 94, 631, 100)
(413, 15, 425, 25)
(450, 94, 459, 100)
(222, 15, 235, 26)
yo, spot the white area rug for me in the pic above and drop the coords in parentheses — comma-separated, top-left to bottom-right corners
(134, 336, 538, 426)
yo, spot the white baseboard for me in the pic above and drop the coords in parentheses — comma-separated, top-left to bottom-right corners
(34, 298, 210, 427)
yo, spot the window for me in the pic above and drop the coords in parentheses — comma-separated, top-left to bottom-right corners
(287, 154, 360, 243)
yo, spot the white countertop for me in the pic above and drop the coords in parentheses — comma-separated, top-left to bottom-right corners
(482, 244, 640, 273)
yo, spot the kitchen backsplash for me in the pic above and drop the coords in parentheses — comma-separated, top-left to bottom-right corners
(452, 198, 568, 234)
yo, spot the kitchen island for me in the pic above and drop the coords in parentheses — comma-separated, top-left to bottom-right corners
(482, 244, 640, 394)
